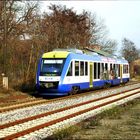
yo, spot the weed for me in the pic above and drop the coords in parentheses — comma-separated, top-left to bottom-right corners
(48, 125, 81, 140)
(99, 106, 122, 119)
(89, 118, 101, 127)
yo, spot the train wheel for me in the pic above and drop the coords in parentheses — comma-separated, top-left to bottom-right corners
(69, 86, 80, 95)
(104, 82, 111, 89)
(120, 82, 125, 86)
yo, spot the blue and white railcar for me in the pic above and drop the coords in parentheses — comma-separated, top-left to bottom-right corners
(36, 49, 130, 96)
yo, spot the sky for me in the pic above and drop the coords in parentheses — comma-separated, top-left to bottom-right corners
(40, 1, 140, 51)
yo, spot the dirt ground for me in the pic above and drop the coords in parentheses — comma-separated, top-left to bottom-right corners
(61, 98, 140, 140)
(0, 88, 34, 107)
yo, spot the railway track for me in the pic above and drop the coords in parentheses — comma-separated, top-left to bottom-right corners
(0, 98, 47, 113)
(0, 81, 139, 113)
(0, 83, 140, 140)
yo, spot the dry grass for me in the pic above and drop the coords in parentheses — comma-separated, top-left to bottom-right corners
(50, 98, 140, 140)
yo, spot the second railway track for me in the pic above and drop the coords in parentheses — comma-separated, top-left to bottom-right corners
(0, 81, 139, 113)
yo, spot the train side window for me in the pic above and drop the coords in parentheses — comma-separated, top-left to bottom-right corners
(110, 64, 112, 70)
(105, 63, 108, 71)
(116, 64, 119, 77)
(126, 65, 129, 73)
(113, 64, 115, 70)
(114, 64, 118, 77)
(80, 61, 84, 76)
(85, 62, 88, 75)
(124, 64, 129, 74)
(126, 65, 128, 73)
(118, 64, 120, 77)
(98, 63, 100, 79)
(67, 62, 73, 76)
(100, 63, 104, 79)
(123, 64, 127, 74)
(94, 62, 97, 79)
(75, 61, 79, 76)
(101, 63, 104, 72)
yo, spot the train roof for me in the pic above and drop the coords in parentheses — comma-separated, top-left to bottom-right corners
(42, 51, 70, 58)
(42, 48, 128, 64)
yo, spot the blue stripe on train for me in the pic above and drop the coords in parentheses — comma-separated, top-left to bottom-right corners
(37, 78, 129, 96)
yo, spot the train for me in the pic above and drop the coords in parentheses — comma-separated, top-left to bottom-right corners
(36, 48, 130, 96)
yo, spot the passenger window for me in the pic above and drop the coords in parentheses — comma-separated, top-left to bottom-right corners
(126, 65, 129, 73)
(110, 64, 112, 70)
(80, 61, 84, 76)
(101, 63, 104, 72)
(124, 64, 128, 74)
(94, 62, 97, 79)
(105, 63, 108, 71)
(67, 62, 73, 76)
(98, 63, 100, 79)
(75, 61, 79, 76)
(118, 64, 120, 77)
(123, 65, 126, 74)
(100, 63, 104, 79)
(85, 62, 88, 75)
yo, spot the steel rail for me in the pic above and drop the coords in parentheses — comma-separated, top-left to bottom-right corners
(0, 82, 139, 113)
(0, 99, 47, 113)
(0, 98, 42, 107)
(1, 88, 140, 140)
(0, 86, 140, 130)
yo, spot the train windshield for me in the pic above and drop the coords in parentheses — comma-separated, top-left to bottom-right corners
(40, 59, 65, 76)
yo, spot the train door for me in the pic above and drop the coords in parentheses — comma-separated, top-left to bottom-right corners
(120, 64, 123, 83)
(89, 62, 93, 88)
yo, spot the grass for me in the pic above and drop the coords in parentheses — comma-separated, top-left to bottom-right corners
(48, 98, 140, 140)
(131, 75, 140, 81)
(46, 125, 81, 140)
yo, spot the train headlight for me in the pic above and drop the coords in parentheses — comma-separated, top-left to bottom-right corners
(45, 83, 53, 88)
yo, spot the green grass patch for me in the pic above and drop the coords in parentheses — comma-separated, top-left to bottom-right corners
(99, 98, 140, 120)
(46, 125, 81, 140)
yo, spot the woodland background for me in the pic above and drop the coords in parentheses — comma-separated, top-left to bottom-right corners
(0, 1, 140, 91)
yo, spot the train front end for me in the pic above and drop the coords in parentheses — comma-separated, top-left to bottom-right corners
(36, 51, 70, 96)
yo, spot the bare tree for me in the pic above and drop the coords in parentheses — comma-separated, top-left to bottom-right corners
(0, 0, 39, 85)
(40, 4, 92, 51)
(100, 39, 117, 54)
(121, 38, 139, 63)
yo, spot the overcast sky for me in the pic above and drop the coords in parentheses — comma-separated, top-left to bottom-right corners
(40, 1, 140, 50)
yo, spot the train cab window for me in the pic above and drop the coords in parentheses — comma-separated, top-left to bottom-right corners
(75, 61, 79, 76)
(80, 61, 84, 76)
(85, 62, 88, 75)
(41, 59, 65, 76)
(67, 62, 73, 76)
